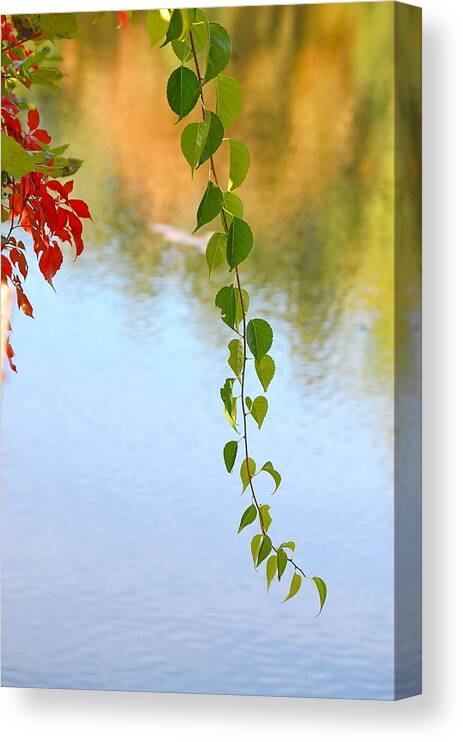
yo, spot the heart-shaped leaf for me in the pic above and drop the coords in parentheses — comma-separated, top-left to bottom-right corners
(280, 541, 295, 553)
(245, 395, 268, 429)
(247, 318, 273, 362)
(266, 554, 277, 591)
(204, 22, 231, 83)
(313, 576, 327, 615)
(282, 571, 302, 603)
(256, 534, 272, 566)
(277, 547, 288, 581)
(226, 216, 253, 269)
(215, 285, 237, 329)
(147, 8, 171, 47)
(223, 191, 244, 219)
(198, 111, 224, 166)
(172, 8, 208, 60)
(167, 65, 200, 120)
(228, 338, 244, 378)
(237, 503, 256, 533)
(195, 180, 223, 232)
(228, 138, 250, 190)
(206, 232, 226, 278)
(261, 461, 281, 494)
(223, 440, 238, 473)
(217, 74, 243, 128)
(255, 354, 275, 392)
(251, 533, 262, 567)
(259, 504, 272, 532)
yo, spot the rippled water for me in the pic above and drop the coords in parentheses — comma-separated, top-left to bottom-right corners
(1, 4, 420, 698)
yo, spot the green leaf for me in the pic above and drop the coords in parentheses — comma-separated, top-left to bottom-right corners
(215, 286, 248, 330)
(228, 339, 244, 379)
(277, 548, 288, 581)
(251, 534, 262, 566)
(240, 457, 256, 493)
(313, 576, 328, 615)
(29, 66, 63, 89)
(181, 122, 202, 172)
(215, 285, 237, 330)
(38, 13, 79, 40)
(261, 461, 281, 494)
(172, 8, 208, 60)
(1, 136, 42, 178)
(259, 504, 272, 532)
(48, 143, 69, 157)
(204, 22, 231, 84)
(228, 139, 250, 191)
(266, 555, 277, 591)
(223, 191, 244, 219)
(223, 440, 238, 473)
(255, 354, 275, 392)
(198, 111, 224, 166)
(224, 403, 238, 432)
(206, 232, 226, 278)
(220, 378, 238, 431)
(195, 181, 223, 232)
(166, 66, 200, 121)
(256, 535, 272, 567)
(216, 74, 243, 128)
(226, 217, 253, 270)
(282, 571, 302, 603)
(44, 156, 82, 178)
(245, 395, 268, 429)
(161, 9, 184, 46)
(237, 504, 256, 533)
(220, 377, 234, 415)
(280, 541, 296, 553)
(182, 112, 223, 174)
(147, 8, 170, 47)
(247, 318, 273, 362)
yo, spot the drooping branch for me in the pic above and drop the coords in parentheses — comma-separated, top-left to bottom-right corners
(160, 8, 326, 611)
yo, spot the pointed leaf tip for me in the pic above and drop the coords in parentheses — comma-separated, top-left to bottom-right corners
(312, 576, 327, 614)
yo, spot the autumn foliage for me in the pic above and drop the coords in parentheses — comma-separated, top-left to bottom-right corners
(1, 14, 91, 372)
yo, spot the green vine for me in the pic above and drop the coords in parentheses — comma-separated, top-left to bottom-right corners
(153, 7, 326, 611)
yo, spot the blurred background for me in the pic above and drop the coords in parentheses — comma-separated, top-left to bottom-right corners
(2, 3, 420, 699)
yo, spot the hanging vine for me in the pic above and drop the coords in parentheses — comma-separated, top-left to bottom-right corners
(151, 7, 326, 611)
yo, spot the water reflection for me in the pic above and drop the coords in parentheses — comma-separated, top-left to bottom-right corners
(33, 3, 419, 394)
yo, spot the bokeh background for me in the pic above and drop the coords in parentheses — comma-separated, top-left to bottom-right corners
(2, 3, 420, 698)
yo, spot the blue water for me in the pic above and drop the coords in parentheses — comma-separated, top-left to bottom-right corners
(2, 242, 394, 699)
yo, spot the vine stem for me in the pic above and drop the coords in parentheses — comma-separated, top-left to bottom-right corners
(188, 30, 306, 578)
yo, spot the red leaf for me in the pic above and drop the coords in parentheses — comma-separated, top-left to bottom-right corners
(41, 191, 58, 230)
(68, 212, 84, 256)
(27, 108, 40, 130)
(34, 128, 52, 144)
(56, 207, 68, 229)
(68, 199, 92, 219)
(38, 243, 63, 284)
(16, 285, 34, 317)
(1, 254, 12, 279)
(63, 180, 74, 198)
(9, 248, 28, 279)
(45, 180, 67, 199)
(6, 339, 17, 373)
